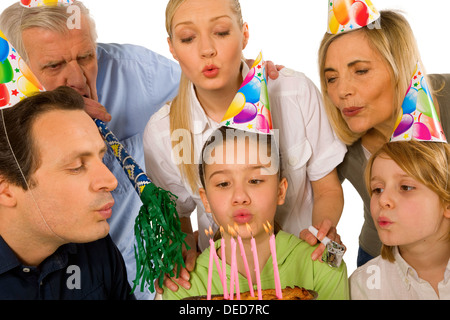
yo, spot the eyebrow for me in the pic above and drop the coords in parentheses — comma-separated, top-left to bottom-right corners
(174, 15, 232, 29)
(207, 165, 269, 181)
(41, 51, 95, 69)
(324, 59, 371, 73)
(59, 145, 108, 166)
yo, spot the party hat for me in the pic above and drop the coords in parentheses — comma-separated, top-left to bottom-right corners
(221, 51, 273, 135)
(390, 62, 447, 143)
(327, 0, 380, 34)
(0, 31, 44, 110)
(20, 0, 73, 7)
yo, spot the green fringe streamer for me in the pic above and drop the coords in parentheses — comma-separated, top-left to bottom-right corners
(132, 183, 190, 293)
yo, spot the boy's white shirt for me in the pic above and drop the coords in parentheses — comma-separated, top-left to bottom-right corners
(350, 246, 450, 300)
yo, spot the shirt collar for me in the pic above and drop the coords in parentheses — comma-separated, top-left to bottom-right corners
(0, 236, 21, 275)
(0, 235, 77, 275)
(393, 246, 418, 285)
(393, 246, 450, 286)
(190, 60, 249, 135)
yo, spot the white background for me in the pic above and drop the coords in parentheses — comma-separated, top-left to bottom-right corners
(2, 0, 449, 275)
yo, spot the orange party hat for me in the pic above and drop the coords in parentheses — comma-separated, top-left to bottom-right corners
(327, 0, 380, 34)
(20, 0, 73, 7)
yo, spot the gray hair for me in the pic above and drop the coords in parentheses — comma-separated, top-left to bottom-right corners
(0, 0, 97, 62)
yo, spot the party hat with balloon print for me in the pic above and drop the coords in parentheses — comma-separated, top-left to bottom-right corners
(0, 30, 44, 109)
(20, 0, 73, 7)
(390, 62, 447, 143)
(221, 51, 273, 135)
(327, 0, 380, 34)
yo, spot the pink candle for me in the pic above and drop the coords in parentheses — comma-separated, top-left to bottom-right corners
(206, 230, 214, 300)
(210, 238, 227, 299)
(229, 235, 236, 300)
(228, 226, 240, 300)
(220, 227, 229, 299)
(248, 224, 262, 300)
(236, 233, 254, 297)
(265, 222, 282, 299)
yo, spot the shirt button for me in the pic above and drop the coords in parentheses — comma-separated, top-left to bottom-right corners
(23, 268, 31, 273)
(289, 156, 298, 167)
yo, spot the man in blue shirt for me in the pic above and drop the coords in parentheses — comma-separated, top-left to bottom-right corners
(0, 87, 134, 300)
(0, 1, 180, 299)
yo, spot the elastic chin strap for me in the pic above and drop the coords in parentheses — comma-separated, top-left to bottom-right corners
(1, 109, 66, 242)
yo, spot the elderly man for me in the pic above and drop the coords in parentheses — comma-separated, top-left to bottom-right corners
(0, 1, 180, 299)
(0, 86, 134, 299)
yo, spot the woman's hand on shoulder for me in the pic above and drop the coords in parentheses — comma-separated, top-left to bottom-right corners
(244, 59, 284, 80)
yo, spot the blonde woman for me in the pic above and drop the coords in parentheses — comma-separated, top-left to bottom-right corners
(316, 11, 450, 266)
(144, 0, 346, 293)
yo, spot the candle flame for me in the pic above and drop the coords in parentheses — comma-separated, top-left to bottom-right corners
(219, 226, 225, 237)
(263, 221, 274, 235)
(246, 223, 253, 238)
(227, 225, 237, 238)
(205, 226, 214, 238)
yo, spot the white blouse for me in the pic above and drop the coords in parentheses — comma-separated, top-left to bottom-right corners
(143, 64, 347, 251)
(350, 246, 450, 300)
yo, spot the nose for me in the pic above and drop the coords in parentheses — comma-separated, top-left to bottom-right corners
(65, 61, 87, 94)
(378, 190, 394, 210)
(199, 36, 217, 59)
(232, 184, 251, 206)
(336, 74, 355, 100)
(91, 160, 118, 193)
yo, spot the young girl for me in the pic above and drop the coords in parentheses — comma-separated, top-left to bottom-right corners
(144, 0, 346, 290)
(162, 127, 349, 300)
(350, 141, 450, 299)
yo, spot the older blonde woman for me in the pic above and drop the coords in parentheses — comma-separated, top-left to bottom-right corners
(316, 10, 450, 266)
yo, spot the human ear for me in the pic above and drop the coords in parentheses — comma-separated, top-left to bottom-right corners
(167, 37, 178, 61)
(444, 202, 450, 219)
(199, 187, 212, 213)
(0, 178, 17, 208)
(242, 22, 249, 50)
(277, 177, 288, 205)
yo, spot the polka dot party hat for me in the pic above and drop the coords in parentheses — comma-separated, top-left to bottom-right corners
(221, 51, 273, 135)
(0, 30, 44, 110)
(390, 62, 447, 143)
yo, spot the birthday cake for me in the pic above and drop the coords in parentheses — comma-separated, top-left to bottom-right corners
(184, 286, 317, 300)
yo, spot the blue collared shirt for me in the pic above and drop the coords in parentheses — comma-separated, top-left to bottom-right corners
(95, 43, 181, 299)
(0, 235, 135, 300)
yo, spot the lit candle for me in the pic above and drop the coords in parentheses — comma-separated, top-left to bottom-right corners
(205, 228, 214, 300)
(220, 226, 229, 299)
(264, 222, 282, 299)
(247, 224, 262, 300)
(235, 224, 254, 297)
(228, 226, 240, 300)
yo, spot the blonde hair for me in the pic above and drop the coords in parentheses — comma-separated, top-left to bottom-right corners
(365, 141, 450, 262)
(318, 10, 424, 145)
(0, 0, 97, 62)
(165, 0, 244, 193)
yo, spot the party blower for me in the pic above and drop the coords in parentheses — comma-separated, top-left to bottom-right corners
(95, 120, 188, 293)
(0, 27, 187, 293)
(308, 226, 346, 268)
